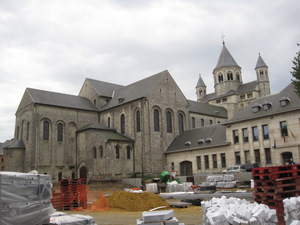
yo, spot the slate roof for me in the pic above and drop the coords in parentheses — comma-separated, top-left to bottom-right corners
(27, 88, 98, 111)
(225, 83, 300, 124)
(86, 78, 124, 98)
(214, 44, 241, 72)
(77, 123, 133, 142)
(255, 54, 268, 69)
(3, 139, 25, 150)
(0, 143, 3, 155)
(101, 70, 171, 111)
(196, 75, 206, 87)
(236, 81, 258, 94)
(188, 100, 228, 118)
(165, 124, 229, 153)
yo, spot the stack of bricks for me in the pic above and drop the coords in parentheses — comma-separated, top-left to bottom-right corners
(137, 210, 185, 225)
(252, 164, 300, 224)
(60, 178, 87, 210)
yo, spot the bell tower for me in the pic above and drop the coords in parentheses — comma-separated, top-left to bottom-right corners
(255, 53, 270, 97)
(196, 74, 206, 101)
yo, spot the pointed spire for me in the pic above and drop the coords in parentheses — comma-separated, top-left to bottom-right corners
(255, 53, 268, 69)
(196, 74, 206, 88)
(214, 44, 240, 72)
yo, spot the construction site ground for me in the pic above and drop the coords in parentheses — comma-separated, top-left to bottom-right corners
(55, 181, 253, 225)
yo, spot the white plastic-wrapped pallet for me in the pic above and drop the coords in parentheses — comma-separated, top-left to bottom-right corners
(283, 196, 300, 225)
(0, 171, 55, 225)
(201, 196, 278, 225)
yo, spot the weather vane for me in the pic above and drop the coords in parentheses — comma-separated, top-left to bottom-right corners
(221, 33, 225, 45)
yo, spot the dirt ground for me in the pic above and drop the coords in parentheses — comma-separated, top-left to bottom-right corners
(56, 182, 204, 225)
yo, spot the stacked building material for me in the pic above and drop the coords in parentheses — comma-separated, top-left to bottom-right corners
(137, 210, 185, 225)
(201, 196, 278, 225)
(283, 197, 300, 224)
(60, 178, 87, 210)
(201, 175, 236, 189)
(166, 182, 193, 193)
(49, 213, 97, 224)
(252, 164, 300, 224)
(0, 171, 54, 225)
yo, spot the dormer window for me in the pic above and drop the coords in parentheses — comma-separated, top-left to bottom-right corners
(279, 97, 290, 107)
(184, 141, 191, 146)
(205, 138, 212, 143)
(262, 101, 272, 110)
(198, 139, 204, 144)
(118, 98, 125, 103)
(252, 103, 262, 113)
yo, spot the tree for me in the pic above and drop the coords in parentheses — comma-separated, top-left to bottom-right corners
(291, 43, 300, 97)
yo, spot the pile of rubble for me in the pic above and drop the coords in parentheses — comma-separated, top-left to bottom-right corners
(283, 197, 300, 225)
(201, 196, 278, 225)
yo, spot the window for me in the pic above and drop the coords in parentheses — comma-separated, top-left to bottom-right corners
(280, 121, 288, 137)
(242, 128, 248, 142)
(279, 97, 290, 107)
(209, 120, 213, 125)
(240, 95, 245, 100)
(244, 150, 250, 164)
(178, 113, 184, 134)
(201, 119, 204, 127)
(171, 162, 175, 171)
(136, 111, 141, 132)
(116, 146, 120, 159)
(26, 122, 30, 141)
(218, 73, 223, 82)
(21, 120, 25, 140)
(252, 103, 262, 113)
(247, 93, 253, 98)
(127, 146, 131, 159)
(221, 153, 226, 168)
(192, 117, 195, 129)
(93, 147, 97, 159)
(262, 125, 269, 139)
(212, 154, 217, 168)
(227, 72, 233, 80)
(197, 156, 201, 169)
(216, 99, 221, 103)
(107, 117, 110, 128)
(204, 155, 209, 169)
(235, 152, 241, 164)
(43, 121, 49, 140)
(153, 109, 160, 132)
(233, 130, 239, 144)
(254, 149, 261, 164)
(236, 73, 240, 81)
(265, 148, 272, 164)
(120, 114, 125, 134)
(99, 146, 103, 158)
(222, 98, 227, 102)
(252, 126, 258, 141)
(262, 101, 272, 110)
(166, 111, 172, 133)
(57, 123, 63, 142)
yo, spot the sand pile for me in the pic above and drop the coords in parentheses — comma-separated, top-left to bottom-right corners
(106, 190, 169, 211)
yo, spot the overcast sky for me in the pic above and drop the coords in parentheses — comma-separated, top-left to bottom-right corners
(0, 0, 299, 142)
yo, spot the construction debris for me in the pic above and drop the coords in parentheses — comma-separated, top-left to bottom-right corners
(283, 197, 300, 225)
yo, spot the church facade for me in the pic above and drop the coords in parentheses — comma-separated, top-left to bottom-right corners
(4, 43, 290, 182)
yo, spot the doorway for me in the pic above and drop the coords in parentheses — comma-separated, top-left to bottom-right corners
(282, 152, 293, 165)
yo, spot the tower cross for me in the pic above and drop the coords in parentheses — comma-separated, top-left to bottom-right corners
(221, 33, 225, 45)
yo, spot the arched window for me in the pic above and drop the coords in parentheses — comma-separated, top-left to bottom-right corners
(21, 120, 25, 140)
(99, 145, 103, 158)
(136, 110, 141, 132)
(120, 114, 125, 134)
(192, 117, 195, 128)
(236, 72, 240, 81)
(43, 121, 49, 140)
(116, 146, 120, 159)
(127, 146, 131, 159)
(201, 119, 204, 127)
(166, 111, 172, 133)
(227, 72, 233, 80)
(218, 73, 223, 82)
(57, 123, 63, 142)
(93, 147, 97, 159)
(178, 113, 184, 134)
(107, 117, 110, 128)
(153, 109, 160, 132)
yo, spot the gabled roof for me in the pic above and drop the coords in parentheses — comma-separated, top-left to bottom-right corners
(255, 54, 268, 69)
(86, 78, 124, 98)
(188, 100, 228, 118)
(26, 88, 98, 111)
(214, 44, 241, 72)
(165, 124, 229, 153)
(236, 81, 258, 94)
(101, 70, 171, 110)
(196, 75, 206, 87)
(225, 83, 300, 124)
(77, 123, 133, 142)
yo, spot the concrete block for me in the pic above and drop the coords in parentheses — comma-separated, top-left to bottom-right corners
(290, 221, 300, 225)
(249, 217, 259, 225)
(137, 219, 163, 225)
(164, 217, 179, 225)
(143, 210, 174, 223)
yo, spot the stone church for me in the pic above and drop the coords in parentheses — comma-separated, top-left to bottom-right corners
(3, 43, 271, 182)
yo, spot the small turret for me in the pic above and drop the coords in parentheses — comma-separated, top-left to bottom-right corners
(255, 53, 270, 96)
(196, 75, 206, 101)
